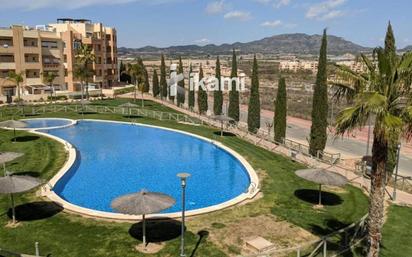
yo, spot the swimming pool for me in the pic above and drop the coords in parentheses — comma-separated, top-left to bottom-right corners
(40, 120, 256, 215)
(23, 118, 75, 129)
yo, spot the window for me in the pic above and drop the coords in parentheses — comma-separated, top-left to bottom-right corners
(41, 41, 58, 48)
(73, 41, 82, 50)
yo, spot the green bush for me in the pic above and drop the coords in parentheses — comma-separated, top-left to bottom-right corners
(113, 86, 135, 96)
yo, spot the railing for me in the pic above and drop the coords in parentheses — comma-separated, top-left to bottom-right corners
(0, 104, 203, 126)
(209, 118, 341, 165)
(238, 215, 368, 257)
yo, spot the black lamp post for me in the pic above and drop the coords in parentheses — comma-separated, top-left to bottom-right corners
(177, 172, 191, 257)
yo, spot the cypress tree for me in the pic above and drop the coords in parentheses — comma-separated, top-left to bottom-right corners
(177, 56, 185, 106)
(197, 64, 208, 114)
(119, 61, 131, 83)
(384, 21, 396, 55)
(188, 64, 195, 110)
(247, 55, 260, 133)
(309, 29, 329, 157)
(213, 56, 223, 115)
(152, 69, 160, 97)
(228, 49, 240, 121)
(384, 22, 399, 174)
(160, 54, 167, 99)
(274, 77, 287, 142)
(143, 66, 150, 93)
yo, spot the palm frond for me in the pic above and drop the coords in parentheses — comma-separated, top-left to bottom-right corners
(335, 106, 368, 136)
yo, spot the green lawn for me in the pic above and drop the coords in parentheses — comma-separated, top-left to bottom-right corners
(0, 99, 370, 256)
(381, 205, 412, 257)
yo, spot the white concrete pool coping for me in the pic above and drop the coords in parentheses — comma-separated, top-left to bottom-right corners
(17, 118, 260, 221)
(20, 117, 77, 131)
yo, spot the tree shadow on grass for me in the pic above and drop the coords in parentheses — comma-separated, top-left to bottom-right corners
(7, 201, 63, 221)
(212, 131, 237, 137)
(294, 189, 343, 206)
(129, 218, 182, 243)
(9, 171, 41, 177)
(190, 230, 210, 257)
(122, 115, 144, 119)
(77, 112, 98, 115)
(22, 113, 40, 117)
(12, 135, 40, 143)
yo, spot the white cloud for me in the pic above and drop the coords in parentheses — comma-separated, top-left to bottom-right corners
(253, 0, 291, 8)
(253, 0, 272, 4)
(224, 11, 251, 21)
(261, 20, 282, 28)
(273, 0, 291, 8)
(0, 0, 178, 10)
(306, 0, 346, 20)
(194, 38, 211, 45)
(205, 0, 227, 14)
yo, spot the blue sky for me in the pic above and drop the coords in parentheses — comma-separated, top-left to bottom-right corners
(0, 0, 411, 48)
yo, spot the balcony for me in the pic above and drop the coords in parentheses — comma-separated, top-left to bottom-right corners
(43, 63, 61, 69)
(0, 62, 15, 71)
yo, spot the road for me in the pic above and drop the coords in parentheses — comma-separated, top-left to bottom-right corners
(235, 104, 412, 177)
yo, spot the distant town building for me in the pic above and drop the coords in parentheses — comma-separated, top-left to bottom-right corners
(278, 60, 318, 73)
(335, 60, 366, 73)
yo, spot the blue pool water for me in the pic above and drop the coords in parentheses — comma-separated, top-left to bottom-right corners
(24, 118, 72, 129)
(44, 120, 251, 213)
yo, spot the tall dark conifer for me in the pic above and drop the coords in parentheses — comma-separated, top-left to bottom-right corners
(384, 22, 399, 174)
(214, 56, 223, 115)
(119, 61, 131, 83)
(274, 77, 287, 142)
(228, 49, 240, 121)
(177, 56, 185, 106)
(188, 64, 195, 110)
(309, 29, 328, 156)
(247, 55, 260, 133)
(143, 65, 150, 93)
(197, 64, 208, 114)
(152, 69, 160, 97)
(160, 54, 167, 99)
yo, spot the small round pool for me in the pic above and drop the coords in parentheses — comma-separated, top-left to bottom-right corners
(39, 120, 257, 216)
(23, 118, 75, 129)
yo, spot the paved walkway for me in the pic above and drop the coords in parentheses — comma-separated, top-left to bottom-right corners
(121, 93, 412, 206)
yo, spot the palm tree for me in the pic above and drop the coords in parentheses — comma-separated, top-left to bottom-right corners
(73, 64, 93, 102)
(126, 61, 145, 104)
(7, 71, 25, 102)
(42, 71, 58, 103)
(332, 30, 412, 256)
(75, 44, 95, 99)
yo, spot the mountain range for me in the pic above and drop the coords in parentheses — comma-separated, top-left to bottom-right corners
(119, 33, 412, 58)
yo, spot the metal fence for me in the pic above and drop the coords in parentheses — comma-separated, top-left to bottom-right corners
(0, 104, 203, 126)
(238, 215, 368, 257)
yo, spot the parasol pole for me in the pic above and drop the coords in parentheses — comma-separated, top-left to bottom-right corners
(10, 193, 16, 224)
(142, 214, 146, 249)
(221, 121, 224, 136)
(318, 184, 322, 205)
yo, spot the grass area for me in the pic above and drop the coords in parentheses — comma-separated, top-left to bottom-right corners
(0, 99, 369, 256)
(381, 205, 412, 257)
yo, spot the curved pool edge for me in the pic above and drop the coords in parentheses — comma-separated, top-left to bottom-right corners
(20, 118, 77, 131)
(41, 118, 260, 221)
